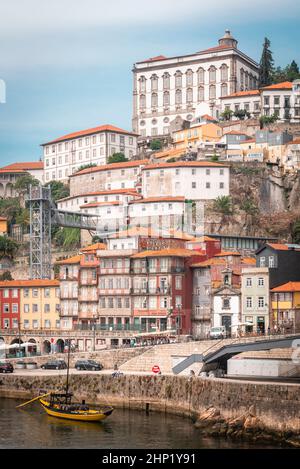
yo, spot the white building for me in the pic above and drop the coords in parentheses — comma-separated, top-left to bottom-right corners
(141, 161, 230, 200)
(41, 124, 138, 183)
(0, 161, 44, 198)
(132, 30, 259, 137)
(212, 269, 240, 336)
(220, 80, 300, 122)
(241, 267, 269, 334)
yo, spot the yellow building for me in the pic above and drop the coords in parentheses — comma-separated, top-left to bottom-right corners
(173, 123, 223, 150)
(271, 281, 300, 331)
(0, 217, 8, 235)
(19, 279, 61, 330)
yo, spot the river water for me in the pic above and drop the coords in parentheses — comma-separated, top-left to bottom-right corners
(0, 397, 280, 449)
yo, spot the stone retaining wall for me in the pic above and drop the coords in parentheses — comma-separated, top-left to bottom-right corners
(1, 373, 300, 439)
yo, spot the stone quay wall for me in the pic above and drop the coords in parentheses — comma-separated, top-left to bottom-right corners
(1, 373, 300, 439)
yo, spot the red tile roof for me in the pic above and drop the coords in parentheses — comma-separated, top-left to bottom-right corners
(57, 188, 139, 203)
(42, 124, 139, 145)
(287, 138, 300, 145)
(80, 201, 120, 208)
(81, 242, 106, 252)
(71, 159, 148, 177)
(56, 255, 82, 265)
(131, 248, 199, 259)
(271, 281, 300, 293)
(261, 81, 292, 91)
(1, 161, 43, 171)
(0, 279, 59, 287)
(224, 130, 249, 136)
(201, 114, 216, 121)
(214, 251, 241, 257)
(142, 161, 228, 171)
(267, 243, 289, 251)
(137, 55, 167, 64)
(198, 44, 233, 54)
(220, 89, 260, 99)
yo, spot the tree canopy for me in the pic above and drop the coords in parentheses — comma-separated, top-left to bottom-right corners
(0, 236, 18, 258)
(150, 140, 162, 151)
(259, 37, 274, 86)
(45, 180, 70, 203)
(108, 153, 128, 164)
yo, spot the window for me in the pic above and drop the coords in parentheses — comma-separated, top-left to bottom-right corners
(12, 304, 18, 313)
(175, 89, 182, 105)
(139, 76, 146, 93)
(259, 257, 266, 267)
(186, 88, 193, 103)
(219, 182, 224, 189)
(268, 256, 275, 268)
(163, 73, 170, 89)
(246, 297, 253, 308)
(151, 74, 158, 91)
(206, 182, 210, 189)
(209, 85, 216, 100)
(258, 277, 264, 287)
(209, 66, 216, 82)
(258, 297, 265, 308)
(175, 71, 182, 87)
(33, 320, 39, 329)
(33, 304, 38, 313)
(198, 86, 204, 102)
(12, 289, 18, 298)
(222, 298, 230, 309)
(44, 288, 50, 298)
(33, 289, 38, 297)
(192, 182, 196, 189)
(3, 304, 9, 313)
(3, 289, 9, 298)
(220, 64, 228, 81)
(246, 278, 252, 287)
(221, 83, 228, 97)
(175, 276, 182, 290)
(44, 304, 50, 313)
(151, 93, 158, 107)
(24, 304, 29, 313)
(111, 134, 116, 143)
(175, 296, 182, 308)
(160, 297, 168, 309)
(163, 91, 170, 106)
(197, 67, 204, 84)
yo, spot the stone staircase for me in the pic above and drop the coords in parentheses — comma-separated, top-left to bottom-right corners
(119, 341, 212, 374)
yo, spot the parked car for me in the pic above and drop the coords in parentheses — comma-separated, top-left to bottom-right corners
(41, 360, 67, 370)
(75, 360, 103, 371)
(0, 361, 14, 373)
(209, 326, 227, 340)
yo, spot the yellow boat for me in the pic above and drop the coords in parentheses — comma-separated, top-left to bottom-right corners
(39, 393, 114, 422)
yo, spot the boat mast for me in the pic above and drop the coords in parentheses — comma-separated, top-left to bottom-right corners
(65, 338, 71, 396)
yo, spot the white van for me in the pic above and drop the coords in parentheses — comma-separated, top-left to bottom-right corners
(209, 326, 227, 340)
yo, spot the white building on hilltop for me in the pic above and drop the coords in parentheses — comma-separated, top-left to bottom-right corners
(41, 124, 138, 183)
(132, 30, 259, 137)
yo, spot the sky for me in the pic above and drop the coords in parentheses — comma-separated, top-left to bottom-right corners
(0, 0, 300, 166)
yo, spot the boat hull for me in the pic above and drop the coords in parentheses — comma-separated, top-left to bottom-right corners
(39, 399, 113, 422)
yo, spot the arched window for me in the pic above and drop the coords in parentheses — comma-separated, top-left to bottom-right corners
(198, 86, 204, 102)
(163, 73, 170, 89)
(175, 89, 182, 105)
(139, 76, 146, 93)
(140, 94, 146, 109)
(240, 68, 244, 89)
(249, 74, 253, 89)
(186, 69, 193, 86)
(209, 66, 216, 83)
(197, 67, 205, 84)
(220, 64, 228, 81)
(221, 83, 228, 97)
(151, 74, 158, 91)
(151, 93, 158, 107)
(175, 71, 182, 88)
(245, 71, 249, 90)
(209, 85, 216, 100)
(163, 91, 170, 106)
(186, 88, 193, 103)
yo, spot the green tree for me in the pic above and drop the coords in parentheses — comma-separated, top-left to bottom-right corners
(234, 109, 251, 120)
(55, 228, 81, 250)
(150, 140, 162, 151)
(286, 60, 300, 81)
(0, 271, 13, 281)
(220, 109, 234, 121)
(108, 153, 128, 164)
(211, 153, 219, 162)
(0, 198, 21, 225)
(15, 208, 30, 230)
(259, 37, 274, 86)
(75, 163, 97, 173)
(292, 219, 300, 244)
(259, 113, 279, 128)
(213, 196, 232, 215)
(45, 180, 70, 203)
(14, 174, 39, 195)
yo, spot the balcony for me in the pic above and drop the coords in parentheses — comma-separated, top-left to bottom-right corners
(130, 287, 171, 295)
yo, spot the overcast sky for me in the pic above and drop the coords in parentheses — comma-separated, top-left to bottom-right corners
(1, 0, 300, 165)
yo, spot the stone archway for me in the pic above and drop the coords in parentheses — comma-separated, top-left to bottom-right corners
(56, 339, 65, 354)
(10, 338, 23, 357)
(43, 340, 51, 355)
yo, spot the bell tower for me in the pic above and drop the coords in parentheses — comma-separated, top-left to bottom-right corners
(218, 29, 238, 48)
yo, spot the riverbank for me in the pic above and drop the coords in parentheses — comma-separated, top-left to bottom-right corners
(0, 373, 299, 447)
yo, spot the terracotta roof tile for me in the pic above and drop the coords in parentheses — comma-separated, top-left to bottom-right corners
(80, 201, 120, 208)
(214, 251, 241, 257)
(129, 196, 185, 204)
(42, 124, 138, 145)
(71, 159, 148, 177)
(57, 189, 139, 203)
(271, 281, 300, 292)
(0, 279, 59, 287)
(1, 161, 44, 171)
(81, 243, 106, 252)
(221, 89, 260, 99)
(56, 255, 82, 265)
(137, 55, 167, 64)
(143, 161, 228, 171)
(261, 81, 292, 91)
(131, 248, 200, 259)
